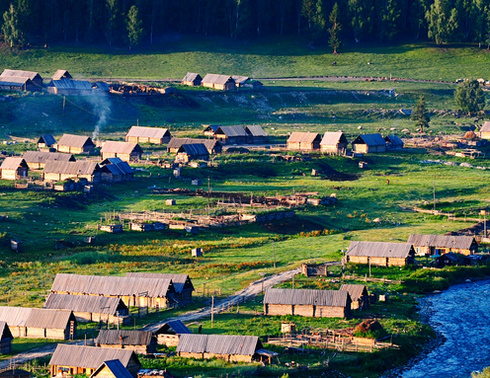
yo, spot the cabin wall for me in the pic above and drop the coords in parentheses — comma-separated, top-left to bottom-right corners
(0, 338, 12, 354)
(157, 334, 180, 347)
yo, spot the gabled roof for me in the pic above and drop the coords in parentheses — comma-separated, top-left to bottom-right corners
(154, 320, 191, 335)
(50, 79, 92, 90)
(51, 273, 175, 298)
(339, 284, 367, 302)
(182, 73, 202, 82)
(0, 321, 13, 340)
(0, 307, 74, 329)
(480, 122, 490, 133)
(0, 157, 27, 170)
(50, 345, 137, 369)
(320, 132, 348, 146)
(245, 125, 267, 137)
(37, 134, 57, 146)
(43, 161, 101, 175)
(385, 135, 404, 146)
(23, 151, 75, 165)
(215, 126, 247, 137)
(52, 70, 72, 80)
(126, 126, 170, 140)
(91, 360, 134, 378)
(202, 74, 235, 85)
(0, 76, 31, 86)
(177, 144, 209, 156)
(125, 273, 194, 294)
(264, 288, 350, 307)
(231, 75, 250, 85)
(0, 69, 42, 81)
(96, 330, 154, 346)
(44, 293, 127, 315)
(347, 241, 413, 258)
(353, 133, 386, 146)
(100, 158, 133, 175)
(287, 132, 321, 144)
(407, 234, 476, 249)
(203, 125, 221, 133)
(57, 134, 95, 148)
(167, 138, 221, 151)
(94, 82, 110, 92)
(177, 334, 262, 356)
(101, 141, 142, 155)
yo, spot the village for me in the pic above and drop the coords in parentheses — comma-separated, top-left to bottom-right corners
(0, 66, 489, 378)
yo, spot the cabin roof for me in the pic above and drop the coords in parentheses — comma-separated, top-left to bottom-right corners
(125, 273, 194, 294)
(91, 359, 134, 378)
(182, 73, 201, 82)
(353, 133, 386, 146)
(52, 70, 72, 80)
(320, 132, 347, 146)
(23, 151, 75, 164)
(44, 293, 127, 315)
(177, 143, 209, 156)
(96, 330, 154, 346)
(264, 288, 349, 307)
(480, 122, 490, 132)
(384, 135, 404, 146)
(100, 158, 133, 175)
(0, 69, 42, 81)
(339, 284, 367, 301)
(154, 320, 191, 335)
(0, 322, 13, 340)
(407, 234, 476, 249)
(347, 241, 413, 258)
(37, 134, 57, 146)
(245, 125, 267, 137)
(177, 334, 262, 356)
(215, 125, 247, 137)
(0, 307, 74, 329)
(202, 74, 234, 85)
(101, 141, 142, 154)
(57, 134, 95, 148)
(49, 79, 92, 90)
(287, 132, 321, 144)
(43, 161, 101, 175)
(50, 345, 137, 369)
(126, 126, 170, 140)
(231, 75, 250, 84)
(167, 138, 220, 151)
(0, 157, 27, 170)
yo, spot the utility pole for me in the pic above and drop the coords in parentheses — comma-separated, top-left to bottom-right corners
(433, 180, 436, 212)
(211, 296, 214, 328)
(273, 241, 276, 269)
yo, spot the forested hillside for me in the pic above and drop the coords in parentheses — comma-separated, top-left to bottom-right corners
(0, 0, 490, 49)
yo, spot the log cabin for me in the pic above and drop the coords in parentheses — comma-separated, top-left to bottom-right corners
(351, 134, 387, 153)
(201, 74, 236, 91)
(43, 161, 102, 183)
(100, 158, 134, 182)
(212, 126, 248, 145)
(125, 126, 171, 145)
(245, 125, 267, 144)
(264, 288, 351, 318)
(320, 132, 348, 155)
(100, 141, 143, 162)
(153, 320, 191, 347)
(346, 241, 415, 267)
(95, 330, 157, 355)
(0, 69, 43, 91)
(52, 70, 72, 80)
(407, 234, 478, 256)
(175, 144, 209, 163)
(49, 345, 140, 378)
(47, 79, 93, 95)
(36, 134, 57, 148)
(167, 138, 222, 154)
(0, 158, 28, 180)
(181, 73, 202, 86)
(339, 284, 369, 310)
(287, 132, 322, 151)
(56, 134, 95, 154)
(384, 135, 404, 150)
(125, 273, 194, 304)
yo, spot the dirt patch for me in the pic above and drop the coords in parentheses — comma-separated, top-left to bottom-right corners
(316, 163, 359, 181)
(261, 218, 325, 235)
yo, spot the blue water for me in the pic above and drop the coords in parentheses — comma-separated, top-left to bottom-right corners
(401, 280, 490, 378)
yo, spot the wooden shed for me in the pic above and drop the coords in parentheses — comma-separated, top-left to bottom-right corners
(37, 134, 57, 148)
(181, 73, 202, 86)
(384, 135, 404, 150)
(264, 288, 351, 318)
(300, 263, 328, 277)
(231, 75, 250, 87)
(346, 241, 415, 267)
(96, 330, 156, 355)
(23, 151, 75, 170)
(100, 141, 143, 162)
(43, 161, 102, 183)
(479, 122, 490, 139)
(52, 70, 72, 80)
(176, 144, 209, 163)
(100, 158, 134, 182)
(202, 125, 221, 138)
(0, 322, 13, 354)
(56, 134, 95, 154)
(201, 74, 236, 91)
(176, 334, 268, 363)
(407, 234, 478, 256)
(125, 126, 171, 145)
(212, 126, 248, 145)
(351, 134, 387, 153)
(154, 320, 191, 347)
(0, 158, 28, 180)
(0, 69, 43, 91)
(125, 272, 194, 304)
(339, 284, 369, 310)
(43, 293, 129, 324)
(245, 125, 267, 144)
(50, 273, 177, 309)
(287, 132, 321, 151)
(50, 345, 141, 378)
(0, 307, 76, 339)
(90, 359, 134, 378)
(47, 79, 93, 96)
(320, 132, 348, 155)
(167, 138, 222, 154)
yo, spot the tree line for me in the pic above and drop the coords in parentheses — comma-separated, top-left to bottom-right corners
(1, 0, 490, 50)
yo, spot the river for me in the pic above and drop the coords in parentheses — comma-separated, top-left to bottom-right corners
(401, 279, 490, 377)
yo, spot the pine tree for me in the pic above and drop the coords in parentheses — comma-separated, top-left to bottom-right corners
(411, 95, 430, 133)
(328, 3, 341, 53)
(126, 5, 143, 50)
(2, 3, 24, 48)
(454, 80, 486, 115)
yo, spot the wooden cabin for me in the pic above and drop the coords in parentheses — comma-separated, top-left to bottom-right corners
(49, 345, 141, 378)
(47, 79, 93, 95)
(300, 263, 328, 277)
(125, 126, 171, 145)
(95, 330, 157, 355)
(346, 241, 415, 267)
(320, 132, 348, 155)
(154, 320, 191, 347)
(100, 158, 134, 182)
(479, 122, 490, 139)
(23, 151, 75, 170)
(264, 288, 351, 318)
(100, 141, 143, 162)
(0, 322, 13, 354)
(384, 135, 404, 150)
(212, 126, 248, 145)
(90, 359, 134, 378)
(176, 144, 209, 163)
(125, 273, 194, 304)
(37, 134, 57, 148)
(176, 334, 275, 363)
(351, 134, 387, 153)
(340, 284, 369, 310)
(203, 125, 221, 138)
(43, 161, 102, 183)
(201, 74, 236, 91)
(52, 70, 72, 80)
(0, 69, 43, 91)
(43, 293, 129, 324)
(50, 273, 177, 309)
(0, 307, 76, 339)
(287, 132, 321, 151)
(407, 234, 478, 256)
(0, 158, 28, 180)
(167, 138, 222, 154)
(245, 125, 267, 144)
(181, 73, 202, 86)
(57, 134, 95, 154)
